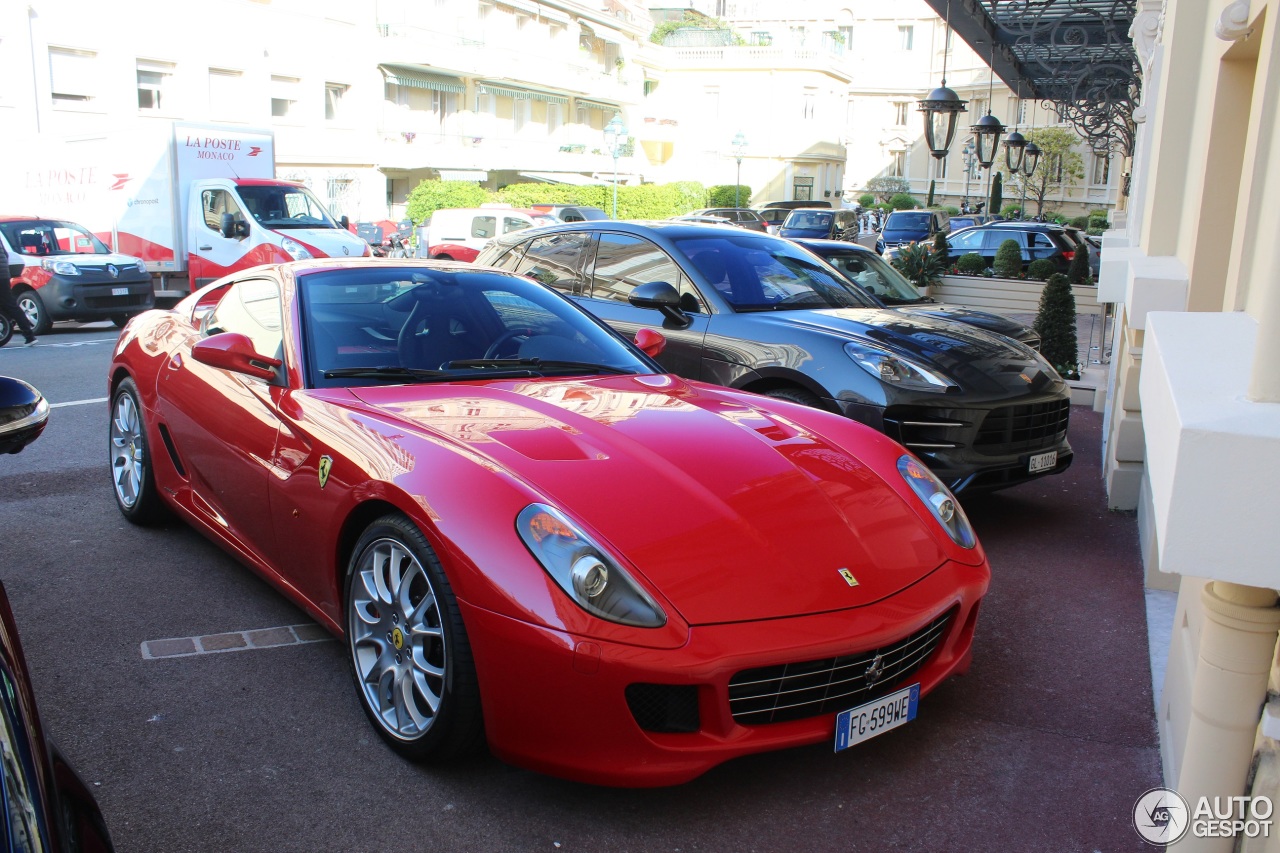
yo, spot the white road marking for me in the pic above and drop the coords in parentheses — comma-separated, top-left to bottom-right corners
(0, 338, 117, 351)
(49, 397, 109, 409)
(141, 623, 334, 659)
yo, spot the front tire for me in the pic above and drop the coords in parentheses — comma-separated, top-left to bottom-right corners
(111, 314, 134, 329)
(109, 378, 169, 524)
(762, 386, 824, 409)
(16, 290, 50, 336)
(345, 514, 483, 762)
(0, 313, 11, 348)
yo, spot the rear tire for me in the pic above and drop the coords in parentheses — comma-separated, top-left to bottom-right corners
(762, 386, 824, 409)
(0, 314, 11, 348)
(15, 290, 50, 336)
(111, 314, 134, 329)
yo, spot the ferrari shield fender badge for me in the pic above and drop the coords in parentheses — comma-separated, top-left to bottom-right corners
(838, 568, 859, 587)
(318, 455, 333, 489)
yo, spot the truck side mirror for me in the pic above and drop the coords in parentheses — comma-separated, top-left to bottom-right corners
(220, 213, 249, 239)
(340, 215, 350, 230)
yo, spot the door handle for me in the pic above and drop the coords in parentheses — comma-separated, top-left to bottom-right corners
(198, 245, 212, 250)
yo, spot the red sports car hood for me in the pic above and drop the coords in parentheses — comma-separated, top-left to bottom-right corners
(349, 375, 950, 625)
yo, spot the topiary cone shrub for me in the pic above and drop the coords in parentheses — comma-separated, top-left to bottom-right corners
(1067, 240, 1091, 283)
(1027, 258, 1057, 281)
(993, 238, 1023, 278)
(1034, 273, 1080, 379)
(932, 230, 949, 265)
(956, 252, 987, 275)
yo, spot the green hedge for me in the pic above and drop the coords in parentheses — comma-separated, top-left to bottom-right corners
(707, 185, 753, 207)
(993, 238, 1023, 278)
(888, 193, 919, 210)
(1027, 258, 1058, 281)
(404, 179, 711, 223)
(956, 252, 987, 275)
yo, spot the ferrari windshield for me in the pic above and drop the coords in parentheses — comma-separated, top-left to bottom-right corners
(238, 184, 337, 229)
(671, 233, 877, 312)
(298, 266, 655, 388)
(817, 249, 926, 305)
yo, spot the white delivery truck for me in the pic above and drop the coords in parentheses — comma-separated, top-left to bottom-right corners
(5, 121, 369, 311)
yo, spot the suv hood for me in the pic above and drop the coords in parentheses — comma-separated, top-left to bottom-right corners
(351, 376, 955, 625)
(894, 305, 1036, 343)
(752, 308, 1062, 396)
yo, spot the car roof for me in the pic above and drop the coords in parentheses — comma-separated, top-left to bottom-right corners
(488, 219, 771, 247)
(983, 220, 1068, 232)
(792, 238, 874, 255)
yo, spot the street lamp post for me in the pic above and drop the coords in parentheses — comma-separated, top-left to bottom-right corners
(962, 141, 975, 211)
(603, 112, 626, 220)
(732, 131, 747, 208)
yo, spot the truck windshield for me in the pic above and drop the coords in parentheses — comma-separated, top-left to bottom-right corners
(238, 185, 337, 229)
(0, 220, 110, 256)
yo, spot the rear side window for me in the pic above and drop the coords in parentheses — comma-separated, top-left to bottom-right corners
(470, 216, 497, 239)
(503, 217, 532, 235)
(1030, 233, 1057, 249)
(515, 233, 592, 295)
(949, 229, 985, 252)
(483, 239, 528, 272)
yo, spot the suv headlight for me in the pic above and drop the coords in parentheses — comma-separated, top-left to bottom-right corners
(845, 340, 956, 393)
(898, 455, 976, 549)
(41, 259, 80, 276)
(281, 237, 313, 260)
(517, 504, 666, 628)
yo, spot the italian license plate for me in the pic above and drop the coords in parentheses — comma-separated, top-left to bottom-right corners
(1029, 450, 1057, 473)
(834, 683, 919, 752)
(111, 287, 128, 296)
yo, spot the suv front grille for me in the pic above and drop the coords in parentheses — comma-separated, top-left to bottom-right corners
(882, 407, 976, 451)
(727, 610, 953, 726)
(974, 398, 1070, 455)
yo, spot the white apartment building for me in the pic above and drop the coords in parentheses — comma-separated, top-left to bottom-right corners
(0, 0, 1118, 224)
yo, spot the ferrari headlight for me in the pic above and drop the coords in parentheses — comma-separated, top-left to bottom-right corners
(897, 455, 976, 549)
(281, 237, 313, 260)
(41, 259, 80, 276)
(517, 504, 666, 628)
(844, 341, 956, 393)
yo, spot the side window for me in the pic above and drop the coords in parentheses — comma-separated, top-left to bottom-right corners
(982, 231, 1021, 250)
(950, 230, 984, 252)
(202, 189, 246, 236)
(562, 209, 585, 223)
(515, 233, 592, 295)
(502, 217, 532, 235)
(470, 216, 496, 239)
(202, 277, 284, 379)
(1031, 233, 1056, 249)
(486, 240, 529, 273)
(589, 233, 689, 305)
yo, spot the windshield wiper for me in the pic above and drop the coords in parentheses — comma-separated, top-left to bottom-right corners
(322, 366, 446, 380)
(443, 358, 632, 375)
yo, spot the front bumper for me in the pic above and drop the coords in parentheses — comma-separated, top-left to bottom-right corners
(837, 394, 1074, 493)
(462, 558, 988, 787)
(36, 274, 154, 321)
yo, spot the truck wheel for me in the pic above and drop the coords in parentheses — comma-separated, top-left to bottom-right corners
(433, 253, 453, 261)
(0, 314, 11, 348)
(111, 314, 133, 329)
(15, 290, 50, 336)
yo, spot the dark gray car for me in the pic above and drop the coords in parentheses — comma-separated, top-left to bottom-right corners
(475, 221, 1072, 493)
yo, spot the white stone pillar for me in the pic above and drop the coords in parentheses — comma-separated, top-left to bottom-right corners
(1176, 581, 1280, 853)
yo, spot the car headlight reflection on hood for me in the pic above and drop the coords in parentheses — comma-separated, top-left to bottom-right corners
(844, 340, 957, 393)
(897, 455, 976, 549)
(281, 237, 313, 260)
(517, 504, 666, 628)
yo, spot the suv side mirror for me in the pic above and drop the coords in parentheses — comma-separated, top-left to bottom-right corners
(628, 281, 692, 329)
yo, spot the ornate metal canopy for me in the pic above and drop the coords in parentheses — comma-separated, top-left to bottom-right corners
(923, 0, 1139, 156)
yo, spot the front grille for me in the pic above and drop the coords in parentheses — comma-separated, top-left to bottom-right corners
(973, 398, 1070, 455)
(83, 293, 151, 310)
(626, 684, 700, 733)
(728, 610, 953, 726)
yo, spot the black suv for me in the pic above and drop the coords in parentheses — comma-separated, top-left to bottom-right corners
(475, 220, 1073, 493)
(946, 221, 1079, 273)
(683, 208, 768, 232)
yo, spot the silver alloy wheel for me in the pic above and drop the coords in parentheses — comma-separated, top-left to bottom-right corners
(350, 537, 447, 741)
(110, 391, 144, 509)
(17, 294, 40, 330)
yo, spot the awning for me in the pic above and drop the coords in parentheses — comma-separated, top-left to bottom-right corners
(518, 171, 609, 186)
(580, 21, 626, 45)
(437, 170, 489, 182)
(575, 99, 619, 113)
(477, 83, 568, 105)
(380, 66, 465, 94)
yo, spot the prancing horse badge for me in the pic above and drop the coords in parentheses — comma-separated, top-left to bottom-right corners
(318, 455, 333, 489)
(838, 568, 859, 587)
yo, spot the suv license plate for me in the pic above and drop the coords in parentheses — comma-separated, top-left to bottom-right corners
(834, 683, 919, 752)
(1029, 450, 1057, 473)
(111, 287, 128, 296)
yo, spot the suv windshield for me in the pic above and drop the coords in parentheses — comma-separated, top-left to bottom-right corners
(884, 212, 931, 229)
(0, 219, 111, 256)
(671, 233, 876, 312)
(239, 185, 337, 228)
(782, 211, 833, 229)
